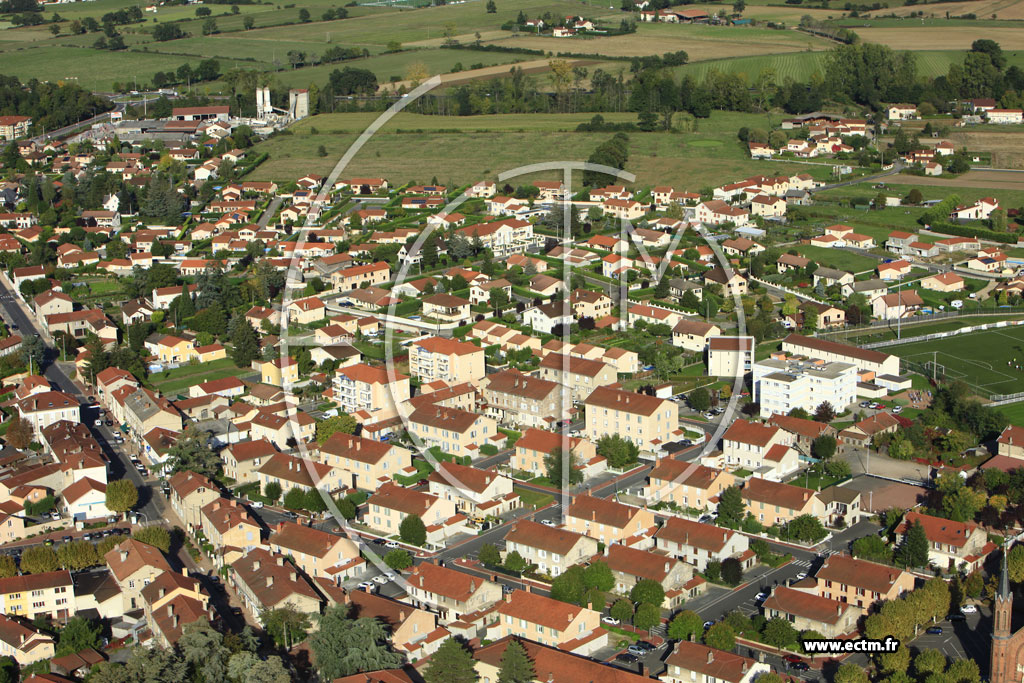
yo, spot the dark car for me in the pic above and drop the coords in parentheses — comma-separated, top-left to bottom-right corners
(615, 653, 639, 664)
(948, 614, 966, 622)
(635, 641, 655, 652)
(926, 626, 943, 634)
(788, 662, 810, 671)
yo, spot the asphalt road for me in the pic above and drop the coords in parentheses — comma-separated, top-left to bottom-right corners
(0, 277, 164, 527)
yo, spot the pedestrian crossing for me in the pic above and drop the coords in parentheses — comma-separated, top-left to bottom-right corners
(791, 559, 812, 568)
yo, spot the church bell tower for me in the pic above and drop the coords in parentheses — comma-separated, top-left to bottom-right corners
(992, 544, 1013, 683)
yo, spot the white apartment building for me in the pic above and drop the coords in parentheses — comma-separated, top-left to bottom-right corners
(752, 356, 857, 418)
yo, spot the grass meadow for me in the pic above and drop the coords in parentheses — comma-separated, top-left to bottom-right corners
(888, 325, 1024, 396)
(246, 110, 837, 187)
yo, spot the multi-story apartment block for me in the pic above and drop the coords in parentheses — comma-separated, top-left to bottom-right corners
(752, 355, 857, 418)
(503, 520, 598, 577)
(409, 336, 485, 385)
(538, 353, 618, 403)
(583, 386, 678, 452)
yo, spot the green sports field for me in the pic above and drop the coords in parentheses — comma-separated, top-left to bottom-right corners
(888, 324, 1024, 397)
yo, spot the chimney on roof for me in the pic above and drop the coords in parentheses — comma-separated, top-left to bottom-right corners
(742, 661, 749, 674)
(504, 593, 511, 603)
(119, 550, 128, 562)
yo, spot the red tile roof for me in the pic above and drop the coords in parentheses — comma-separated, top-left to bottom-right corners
(722, 419, 778, 448)
(763, 586, 853, 626)
(505, 520, 592, 556)
(815, 553, 909, 595)
(583, 386, 668, 416)
(655, 516, 737, 553)
(741, 477, 816, 510)
(665, 641, 760, 683)
(496, 590, 585, 631)
(895, 510, 981, 548)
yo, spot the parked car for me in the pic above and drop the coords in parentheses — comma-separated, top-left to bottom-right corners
(961, 604, 978, 614)
(795, 572, 807, 581)
(703, 621, 715, 630)
(627, 643, 652, 656)
(893, 405, 903, 414)
(615, 653, 639, 664)
(383, 572, 396, 581)
(783, 655, 804, 664)
(250, 501, 263, 509)
(789, 661, 810, 671)
(93, 419, 102, 427)
(385, 541, 399, 549)
(372, 575, 389, 585)
(926, 626, 943, 634)
(601, 616, 620, 626)
(755, 592, 768, 602)
(357, 581, 375, 591)
(49, 512, 60, 520)
(948, 614, 966, 622)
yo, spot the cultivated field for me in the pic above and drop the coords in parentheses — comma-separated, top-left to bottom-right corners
(882, 170, 1024, 192)
(882, 0, 1024, 19)
(247, 110, 835, 187)
(484, 23, 831, 59)
(888, 324, 1024, 397)
(855, 26, 1024, 50)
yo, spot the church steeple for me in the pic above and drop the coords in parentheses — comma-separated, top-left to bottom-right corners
(992, 542, 1014, 683)
(1000, 543, 1012, 603)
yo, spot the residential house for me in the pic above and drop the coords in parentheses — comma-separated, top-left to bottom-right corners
(504, 520, 599, 577)
(741, 478, 824, 527)
(564, 494, 655, 545)
(655, 516, 750, 572)
(406, 562, 502, 624)
(583, 386, 678, 452)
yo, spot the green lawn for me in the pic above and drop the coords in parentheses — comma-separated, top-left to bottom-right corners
(514, 486, 554, 509)
(997, 401, 1024, 427)
(150, 358, 251, 395)
(887, 325, 1024, 397)
(794, 244, 880, 274)
(248, 110, 837, 188)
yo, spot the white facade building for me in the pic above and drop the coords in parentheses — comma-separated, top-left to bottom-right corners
(752, 356, 857, 418)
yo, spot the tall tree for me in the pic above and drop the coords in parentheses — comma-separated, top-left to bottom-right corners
(544, 447, 583, 485)
(497, 639, 534, 683)
(310, 604, 403, 680)
(399, 514, 427, 546)
(230, 318, 260, 368)
(166, 425, 219, 477)
(5, 414, 32, 449)
(716, 486, 745, 528)
(56, 617, 102, 656)
(105, 479, 138, 517)
(424, 637, 478, 683)
(895, 520, 930, 568)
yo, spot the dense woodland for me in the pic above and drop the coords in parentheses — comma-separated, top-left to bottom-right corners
(0, 76, 112, 134)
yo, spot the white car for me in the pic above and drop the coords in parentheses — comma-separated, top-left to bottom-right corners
(372, 575, 389, 585)
(755, 592, 768, 602)
(601, 616, 620, 626)
(961, 604, 978, 614)
(94, 419, 102, 427)
(384, 572, 396, 581)
(385, 541, 399, 549)
(541, 520, 557, 527)
(795, 572, 807, 581)
(893, 405, 903, 414)
(250, 501, 263, 509)
(357, 581, 375, 591)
